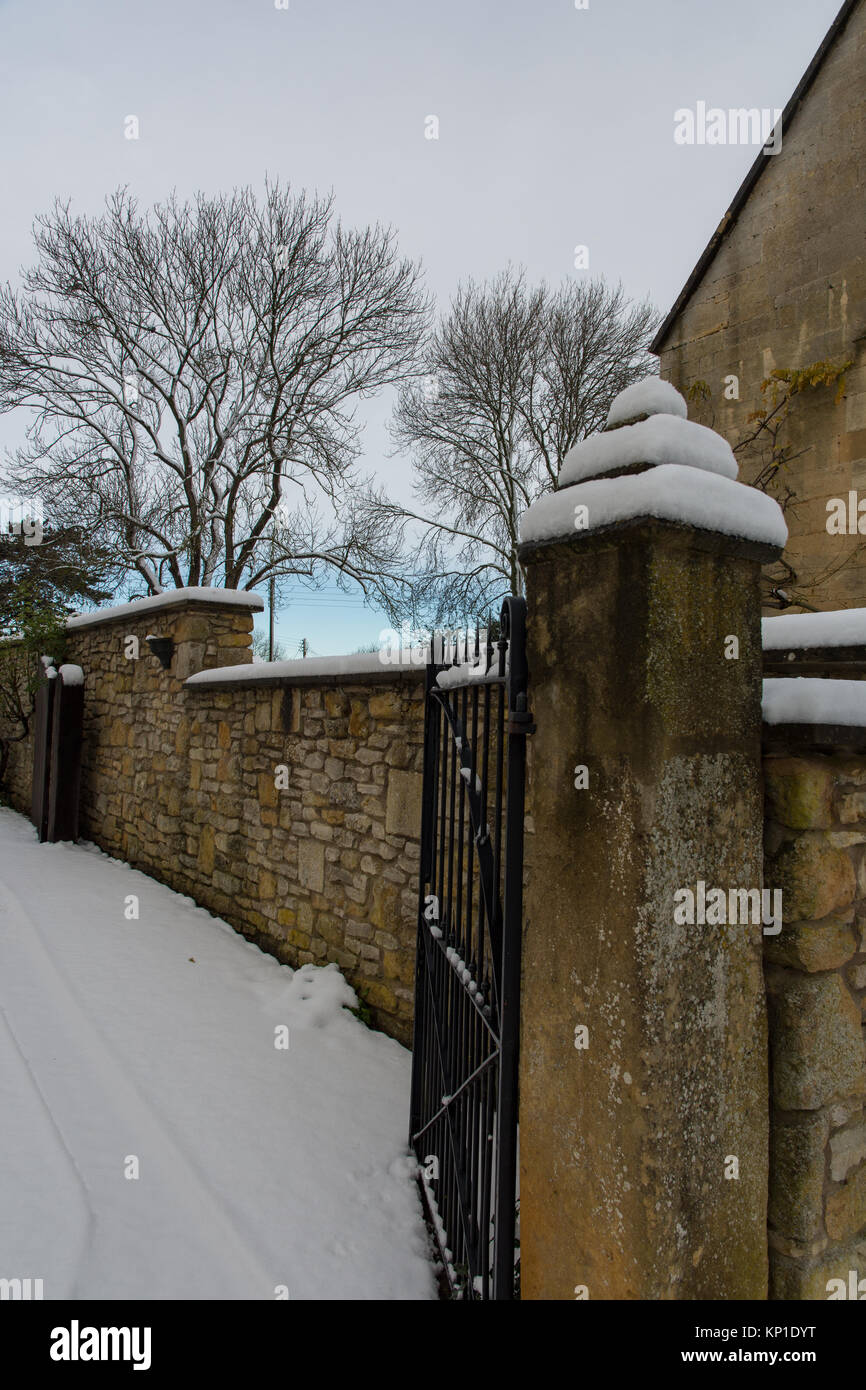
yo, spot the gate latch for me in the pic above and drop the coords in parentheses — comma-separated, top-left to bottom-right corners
(507, 693, 535, 737)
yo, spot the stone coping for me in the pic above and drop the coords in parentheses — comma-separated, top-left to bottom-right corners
(518, 515, 780, 565)
(66, 588, 264, 630)
(763, 647, 866, 674)
(762, 722, 866, 754)
(185, 661, 426, 691)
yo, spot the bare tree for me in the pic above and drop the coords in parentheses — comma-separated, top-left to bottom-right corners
(370, 268, 658, 623)
(0, 185, 430, 599)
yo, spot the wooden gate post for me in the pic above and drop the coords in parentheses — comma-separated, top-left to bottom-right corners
(46, 665, 84, 843)
(516, 380, 786, 1299)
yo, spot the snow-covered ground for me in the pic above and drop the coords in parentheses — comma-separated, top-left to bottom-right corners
(0, 808, 435, 1300)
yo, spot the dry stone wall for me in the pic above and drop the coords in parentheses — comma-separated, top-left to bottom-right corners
(764, 749, 866, 1297)
(4, 596, 425, 1044)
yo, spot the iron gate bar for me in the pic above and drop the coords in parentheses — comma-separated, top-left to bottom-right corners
(410, 596, 532, 1300)
(417, 923, 483, 1276)
(493, 597, 530, 1297)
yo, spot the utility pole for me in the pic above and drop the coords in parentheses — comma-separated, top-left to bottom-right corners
(268, 576, 276, 661)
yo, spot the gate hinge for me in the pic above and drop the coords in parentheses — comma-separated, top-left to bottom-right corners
(508, 694, 535, 736)
(507, 709, 535, 736)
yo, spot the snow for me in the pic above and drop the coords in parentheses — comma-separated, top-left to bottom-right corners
(763, 678, 866, 727)
(559, 414, 738, 486)
(605, 377, 688, 428)
(436, 653, 503, 688)
(67, 587, 264, 630)
(520, 464, 788, 548)
(763, 608, 866, 650)
(0, 809, 434, 1300)
(58, 664, 84, 686)
(186, 651, 395, 686)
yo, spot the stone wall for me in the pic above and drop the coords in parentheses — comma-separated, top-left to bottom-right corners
(3, 596, 425, 1044)
(764, 749, 866, 1297)
(655, 0, 866, 609)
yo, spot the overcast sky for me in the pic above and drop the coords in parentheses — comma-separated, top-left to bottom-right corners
(0, 0, 844, 652)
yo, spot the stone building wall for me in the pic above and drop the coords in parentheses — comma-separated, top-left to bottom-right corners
(655, 0, 866, 610)
(2, 595, 425, 1044)
(764, 749, 866, 1297)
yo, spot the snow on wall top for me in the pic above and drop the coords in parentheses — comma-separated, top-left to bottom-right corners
(605, 377, 688, 429)
(763, 678, 866, 728)
(58, 663, 84, 686)
(762, 609, 866, 650)
(66, 586, 264, 629)
(185, 651, 398, 686)
(520, 464, 788, 550)
(558, 414, 738, 487)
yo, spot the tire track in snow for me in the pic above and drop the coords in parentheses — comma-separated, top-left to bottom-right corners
(0, 873, 278, 1298)
(0, 993, 92, 1294)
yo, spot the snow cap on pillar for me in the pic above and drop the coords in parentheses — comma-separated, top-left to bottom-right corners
(558, 375, 737, 486)
(604, 376, 688, 429)
(518, 374, 788, 551)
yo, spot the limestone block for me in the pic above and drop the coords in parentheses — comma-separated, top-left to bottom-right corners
(765, 759, 835, 830)
(369, 691, 402, 720)
(848, 961, 866, 990)
(361, 980, 398, 1013)
(258, 870, 277, 901)
(769, 973, 866, 1110)
(768, 835, 856, 921)
(764, 914, 859, 971)
(826, 1164, 866, 1242)
(198, 824, 215, 875)
(769, 1112, 830, 1242)
(257, 772, 278, 808)
(385, 768, 423, 837)
(174, 642, 205, 681)
(830, 1125, 866, 1182)
(171, 615, 209, 643)
(771, 1239, 866, 1300)
(298, 838, 325, 893)
(837, 792, 866, 826)
(214, 649, 250, 667)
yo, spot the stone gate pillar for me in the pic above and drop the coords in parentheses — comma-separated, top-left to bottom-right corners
(517, 378, 787, 1300)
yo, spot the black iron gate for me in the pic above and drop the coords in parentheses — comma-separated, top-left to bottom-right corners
(409, 595, 533, 1299)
